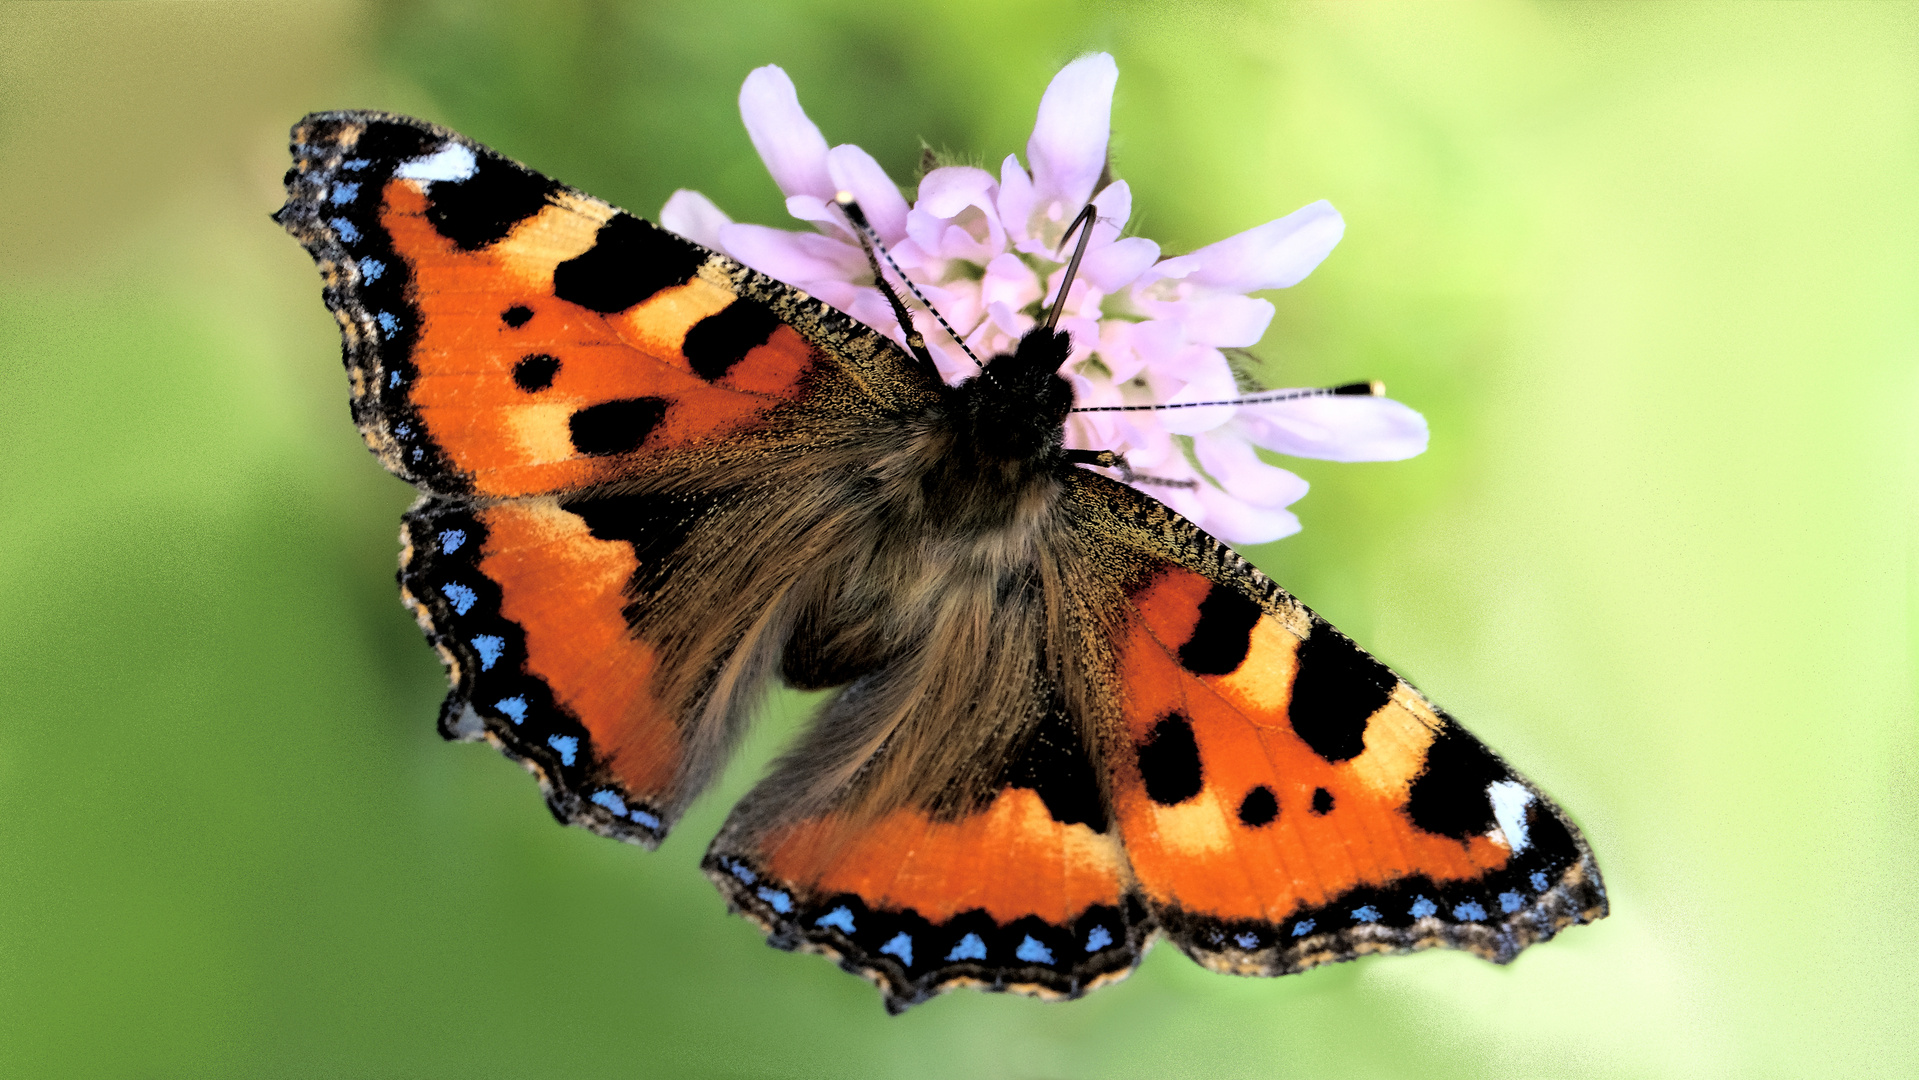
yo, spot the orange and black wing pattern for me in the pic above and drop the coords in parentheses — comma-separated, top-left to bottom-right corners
(277, 112, 932, 845)
(1074, 474, 1606, 975)
(705, 675, 1151, 1013)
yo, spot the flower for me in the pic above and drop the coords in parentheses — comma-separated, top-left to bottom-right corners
(661, 54, 1427, 544)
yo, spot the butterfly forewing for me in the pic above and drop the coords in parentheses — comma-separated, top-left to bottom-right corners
(280, 112, 939, 844)
(1072, 475, 1606, 972)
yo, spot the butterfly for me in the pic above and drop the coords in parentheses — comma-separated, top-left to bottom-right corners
(275, 110, 1605, 1013)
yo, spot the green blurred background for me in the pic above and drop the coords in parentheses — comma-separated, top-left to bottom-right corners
(2, 2, 1914, 1077)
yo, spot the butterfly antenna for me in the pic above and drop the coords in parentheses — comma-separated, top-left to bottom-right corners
(1043, 203, 1099, 332)
(836, 193, 983, 372)
(1069, 380, 1385, 413)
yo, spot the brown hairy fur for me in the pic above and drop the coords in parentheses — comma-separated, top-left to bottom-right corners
(592, 380, 1124, 837)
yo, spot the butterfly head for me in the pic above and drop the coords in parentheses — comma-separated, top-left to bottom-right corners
(953, 325, 1075, 465)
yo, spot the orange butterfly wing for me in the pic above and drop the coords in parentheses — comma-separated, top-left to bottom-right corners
(706, 684, 1150, 1012)
(279, 112, 933, 842)
(1082, 478, 1606, 972)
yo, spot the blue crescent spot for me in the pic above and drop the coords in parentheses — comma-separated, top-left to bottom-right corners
(493, 696, 527, 724)
(360, 257, 385, 283)
(1530, 870, 1550, 892)
(815, 907, 856, 934)
(1083, 925, 1113, 952)
(471, 635, 505, 670)
(376, 311, 401, 334)
(1410, 896, 1438, 919)
(439, 529, 466, 553)
(441, 583, 477, 615)
(1452, 901, 1487, 922)
(546, 734, 578, 766)
(1234, 932, 1259, 949)
(1015, 936, 1054, 965)
(393, 422, 412, 438)
(330, 218, 360, 243)
(410, 448, 423, 461)
(945, 933, 987, 962)
(1500, 891, 1525, 913)
(590, 789, 628, 816)
(726, 861, 756, 885)
(630, 808, 660, 829)
(330, 181, 360, 205)
(754, 887, 792, 914)
(878, 932, 913, 967)
(388, 370, 401, 387)
(1351, 905, 1381, 923)
(1291, 919, 1316, 938)
(340, 158, 370, 171)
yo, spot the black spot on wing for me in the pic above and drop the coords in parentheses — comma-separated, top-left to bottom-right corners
(513, 354, 560, 392)
(553, 213, 706, 314)
(568, 397, 668, 456)
(1178, 584, 1264, 675)
(1137, 712, 1203, 806)
(1288, 620, 1396, 763)
(1311, 787, 1334, 815)
(561, 488, 727, 617)
(424, 152, 558, 250)
(1237, 785, 1278, 827)
(996, 694, 1107, 832)
(501, 304, 533, 327)
(1405, 723, 1508, 840)
(682, 299, 783, 382)
(348, 120, 438, 162)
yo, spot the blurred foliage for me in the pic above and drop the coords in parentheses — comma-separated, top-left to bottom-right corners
(2, 2, 1915, 1077)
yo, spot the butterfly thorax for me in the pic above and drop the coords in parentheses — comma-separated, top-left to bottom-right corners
(904, 326, 1077, 534)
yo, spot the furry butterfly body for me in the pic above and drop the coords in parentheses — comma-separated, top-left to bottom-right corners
(277, 110, 1605, 1012)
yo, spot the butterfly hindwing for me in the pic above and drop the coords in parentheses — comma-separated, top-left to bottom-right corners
(400, 494, 715, 844)
(1071, 474, 1607, 973)
(703, 570, 1155, 1011)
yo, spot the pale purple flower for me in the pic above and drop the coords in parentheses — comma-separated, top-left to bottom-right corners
(661, 54, 1427, 544)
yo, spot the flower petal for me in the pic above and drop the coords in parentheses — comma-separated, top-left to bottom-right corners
(1177, 294, 1275, 348)
(1191, 483, 1303, 545)
(996, 154, 1037, 245)
(1185, 200, 1345, 292)
(784, 194, 844, 232)
(740, 66, 833, 200)
(1089, 179, 1132, 239)
(1234, 394, 1430, 462)
(1078, 235, 1161, 294)
(1093, 319, 1148, 382)
(659, 189, 733, 250)
(1026, 53, 1118, 211)
(1194, 432, 1310, 508)
(1154, 346, 1240, 435)
(716, 222, 865, 284)
(827, 144, 909, 242)
(980, 252, 1043, 312)
(911, 166, 1005, 260)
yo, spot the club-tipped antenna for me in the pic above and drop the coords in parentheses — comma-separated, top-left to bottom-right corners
(1043, 203, 1100, 332)
(1069, 381, 1384, 413)
(836, 193, 982, 371)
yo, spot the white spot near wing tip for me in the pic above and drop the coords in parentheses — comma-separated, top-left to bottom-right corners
(1487, 779, 1535, 854)
(396, 143, 478, 183)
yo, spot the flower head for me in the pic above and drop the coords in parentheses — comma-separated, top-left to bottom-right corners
(661, 54, 1427, 544)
